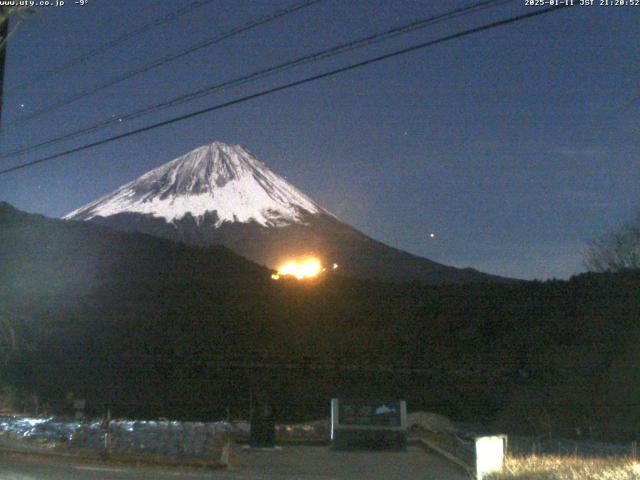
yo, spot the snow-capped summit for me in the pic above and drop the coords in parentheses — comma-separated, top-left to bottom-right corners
(64, 141, 327, 227)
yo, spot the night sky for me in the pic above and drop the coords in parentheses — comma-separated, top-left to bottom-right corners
(0, 0, 638, 280)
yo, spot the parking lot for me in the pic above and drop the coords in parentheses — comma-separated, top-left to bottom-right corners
(232, 445, 468, 479)
(0, 445, 468, 479)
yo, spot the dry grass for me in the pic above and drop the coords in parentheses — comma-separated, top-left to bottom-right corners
(488, 454, 640, 480)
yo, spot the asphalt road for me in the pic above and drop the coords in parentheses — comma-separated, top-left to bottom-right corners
(0, 446, 469, 479)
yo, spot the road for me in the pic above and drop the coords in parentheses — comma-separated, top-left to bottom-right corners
(0, 446, 469, 479)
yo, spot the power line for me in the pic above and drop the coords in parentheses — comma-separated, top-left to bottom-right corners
(0, 0, 512, 159)
(4, 0, 217, 95)
(3, 0, 322, 128)
(0, 4, 573, 177)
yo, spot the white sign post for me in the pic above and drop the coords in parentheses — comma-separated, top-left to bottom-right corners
(475, 435, 505, 479)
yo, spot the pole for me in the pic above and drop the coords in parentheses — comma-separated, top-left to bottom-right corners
(0, 9, 8, 127)
(102, 406, 112, 459)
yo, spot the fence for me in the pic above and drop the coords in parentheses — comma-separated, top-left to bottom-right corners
(0, 415, 237, 459)
(0, 414, 327, 457)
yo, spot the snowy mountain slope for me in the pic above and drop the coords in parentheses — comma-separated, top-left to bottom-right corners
(64, 141, 327, 227)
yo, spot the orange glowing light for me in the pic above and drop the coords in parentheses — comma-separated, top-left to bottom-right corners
(273, 257, 323, 280)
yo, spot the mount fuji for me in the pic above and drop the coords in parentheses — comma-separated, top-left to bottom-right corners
(65, 141, 507, 284)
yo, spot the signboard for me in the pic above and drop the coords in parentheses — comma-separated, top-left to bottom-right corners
(338, 401, 402, 427)
(331, 398, 408, 450)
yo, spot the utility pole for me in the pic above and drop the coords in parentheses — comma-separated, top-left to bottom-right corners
(0, 7, 9, 126)
(0, 8, 8, 127)
(0, 6, 33, 129)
